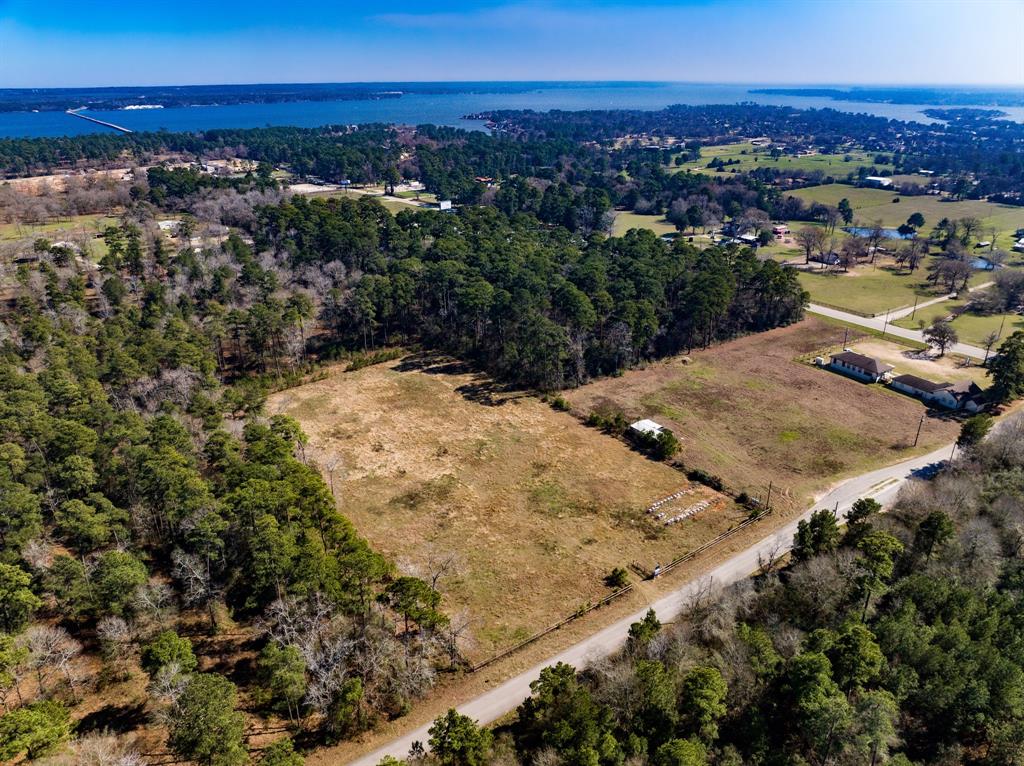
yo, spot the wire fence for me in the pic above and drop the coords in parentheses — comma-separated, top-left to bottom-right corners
(470, 504, 776, 673)
(468, 584, 634, 673)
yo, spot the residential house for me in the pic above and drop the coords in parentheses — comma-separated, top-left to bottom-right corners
(828, 351, 894, 383)
(890, 374, 985, 411)
(810, 251, 841, 266)
(863, 176, 894, 189)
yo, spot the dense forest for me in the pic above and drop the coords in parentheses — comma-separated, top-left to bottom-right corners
(0, 209, 463, 763)
(249, 196, 807, 387)
(401, 417, 1024, 766)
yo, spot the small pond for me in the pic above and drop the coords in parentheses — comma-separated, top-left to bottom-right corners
(971, 257, 1000, 270)
(842, 226, 914, 240)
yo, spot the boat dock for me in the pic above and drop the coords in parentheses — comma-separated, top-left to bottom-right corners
(65, 109, 133, 134)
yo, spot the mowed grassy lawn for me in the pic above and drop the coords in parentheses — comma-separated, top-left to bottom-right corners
(795, 255, 969, 315)
(893, 298, 1024, 347)
(268, 355, 739, 659)
(612, 210, 678, 237)
(395, 190, 438, 204)
(0, 213, 119, 262)
(672, 143, 892, 177)
(0, 213, 119, 241)
(565, 317, 960, 513)
(790, 185, 1024, 250)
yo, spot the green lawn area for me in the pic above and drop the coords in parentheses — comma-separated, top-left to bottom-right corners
(672, 142, 893, 178)
(0, 213, 119, 241)
(893, 298, 1024, 347)
(0, 213, 119, 263)
(795, 256, 970, 315)
(612, 210, 678, 237)
(888, 173, 936, 187)
(789, 185, 1024, 250)
(395, 190, 438, 203)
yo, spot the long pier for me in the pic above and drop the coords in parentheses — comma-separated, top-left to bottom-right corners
(65, 109, 133, 134)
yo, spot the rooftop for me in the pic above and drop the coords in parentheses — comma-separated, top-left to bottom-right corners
(629, 419, 668, 437)
(892, 373, 949, 393)
(830, 351, 894, 376)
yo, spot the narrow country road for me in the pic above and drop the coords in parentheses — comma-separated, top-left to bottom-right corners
(807, 303, 989, 359)
(346, 442, 954, 766)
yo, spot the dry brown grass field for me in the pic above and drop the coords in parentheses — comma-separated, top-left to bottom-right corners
(268, 354, 738, 661)
(564, 317, 962, 512)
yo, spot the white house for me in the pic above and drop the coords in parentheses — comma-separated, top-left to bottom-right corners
(828, 351, 894, 383)
(863, 176, 893, 188)
(890, 374, 985, 411)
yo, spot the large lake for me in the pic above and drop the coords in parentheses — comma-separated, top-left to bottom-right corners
(4, 82, 1024, 139)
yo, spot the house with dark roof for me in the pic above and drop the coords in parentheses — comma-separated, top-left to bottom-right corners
(890, 374, 985, 411)
(828, 351, 894, 383)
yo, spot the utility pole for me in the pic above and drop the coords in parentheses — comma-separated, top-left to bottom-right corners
(950, 442, 957, 462)
(913, 413, 925, 447)
(881, 309, 890, 339)
(843, 327, 849, 348)
(765, 481, 773, 512)
(910, 294, 919, 321)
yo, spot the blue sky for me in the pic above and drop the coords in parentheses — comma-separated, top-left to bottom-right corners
(1, 0, 1021, 87)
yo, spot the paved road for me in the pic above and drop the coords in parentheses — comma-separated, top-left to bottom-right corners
(808, 303, 989, 359)
(346, 443, 954, 766)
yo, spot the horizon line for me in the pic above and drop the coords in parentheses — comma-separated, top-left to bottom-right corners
(3, 80, 1023, 91)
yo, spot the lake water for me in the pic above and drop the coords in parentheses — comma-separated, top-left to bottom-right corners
(5, 82, 1024, 139)
(843, 226, 915, 240)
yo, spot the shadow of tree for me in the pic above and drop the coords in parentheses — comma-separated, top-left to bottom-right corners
(77, 701, 148, 735)
(395, 352, 529, 407)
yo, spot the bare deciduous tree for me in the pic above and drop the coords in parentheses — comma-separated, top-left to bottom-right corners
(21, 625, 83, 700)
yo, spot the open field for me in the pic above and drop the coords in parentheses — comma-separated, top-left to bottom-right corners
(564, 318, 961, 512)
(268, 355, 738, 660)
(0, 212, 119, 262)
(893, 298, 1024, 347)
(672, 143, 893, 177)
(0, 212, 118, 241)
(612, 210, 678, 237)
(796, 250, 996, 316)
(396, 190, 438, 204)
(796, 261, 945, 315)
(789, 185, 1024, 249)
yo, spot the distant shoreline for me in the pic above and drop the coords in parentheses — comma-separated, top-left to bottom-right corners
(751, 86, 1024, 108)
(4, 81, 1024, 114)
(0, 82, 567, 113)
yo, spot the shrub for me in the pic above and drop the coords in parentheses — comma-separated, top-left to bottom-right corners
(605, 567, 630, 589)
(549, 395, 571, 412)
(346, 347, 405, 372)
(586, 409, 628, 435)
(142, 631, 197, 676)
(652, 430, 680, 460)
(687, 468, 725, 491)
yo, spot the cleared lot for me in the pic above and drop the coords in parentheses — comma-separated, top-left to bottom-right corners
(564, 318, 961, 512)
(268, 354, 735, 660)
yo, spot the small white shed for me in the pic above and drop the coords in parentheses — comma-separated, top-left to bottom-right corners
(629, 419, 669, 439)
